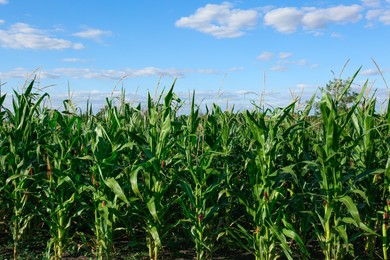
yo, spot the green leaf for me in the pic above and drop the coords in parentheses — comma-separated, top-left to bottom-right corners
(282, 228, 309, 256)
(334, 225, 348, 246)
(147, 197, 160, 223)
(266, 219, 293, 260)
(337, 195, 360, 225)
(104, 177, 129, 204)
(130, 166, 143, 200)
(179, 181, 196, 207)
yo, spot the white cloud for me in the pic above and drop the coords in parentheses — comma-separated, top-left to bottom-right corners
(365, 8, 390, 26)
(175, 2, 258, 38)
(228, 67, 245, 72)
(296, 59, 308, 66)
(360, 68, 390, 76)
(379, 10, 390, 24)
(302, 5, 362, 30)
(361, 68, 380, 76)
(62, 58, 90, 63)
(270, 65, 288, 71)
(0, 67, 32, 79)
(257, 51, 274, 61)
(0, 23, 84, 50)
(366, 9, 383, 20)
(278, 59, 308, 66)
(279, 52, 293, 59)
(264, 5, 363, 33)
(330, 32, 343, 38)
(125, 67, 219, 78)
(73, 27, 112, 41)
(0, 67, 220, 80)
(361, 0, 381, 8)
(0, 0, 8, 4)
(264, 7, 303, 33)
(0, 19, 5, 25)
(296, 83, 318, 89)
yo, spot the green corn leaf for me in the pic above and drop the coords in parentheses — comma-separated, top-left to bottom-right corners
(337, 195, 360, 225)
(164, 79, 176, 109)
(282, 228, 309, 256)
(226, 224, 253, 254)
(266, 219, 293, 260)
(274, 101, 296, 131)
(350, 189, 369, 204)
(6, 173, 24, 184)
(177, 197, 196, 222)
(338, 67, 361, 102)
(303, 90, 317, 117)
(179, 181, 196, 207)
(104, 177, 129, 205)
(56, 175, 76, 189)
(149, 226, 162, 248)
(358, 221, 378, 236)
(130, 166, 143, 200)
(334, 225, 349, 245)
(147, 197, 160, 223)
(0, 93, 6, 107)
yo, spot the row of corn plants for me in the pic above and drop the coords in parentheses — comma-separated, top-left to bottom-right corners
(0, 71, 389, 259)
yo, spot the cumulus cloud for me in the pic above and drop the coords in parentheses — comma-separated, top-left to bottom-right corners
(361, 67, 390, 76)
(330, 32, 343, 38)
(264, 7, 303, 33)
(73, 27, 112, 42)
(62, 58, 90, 63)
(270, 65, 288, 71)
(279, 52, 293, 59)
(302, 5, 362, 30)
(0, 67, 33, 79)
(257, 51, 274, 61)
(361, 0, 381, 8)
(175, 2, 258, 38)
(257, 51, 313, 70)
(0, 22, 84, 50)
(278, 59, 308, 66)
(366, 9, 383, 20)
(264, 5, 363, 33)
(361, 68, 380, 76)
(365, 8, 390, 26)
(0, 0, 8, 4)
(379, 10, 390, 24)
(228, 67, 245, 72)
(177, 2, 387, 36)
(0, 67, 220, 80)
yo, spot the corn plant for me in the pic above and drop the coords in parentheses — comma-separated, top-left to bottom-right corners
(34, 108, 88, 259)
(176, 94, 228, 259)
(270, 93, 319, 254)
(229, 102, 307, 260)
(311, 70, 377, 259)
(347, 93, 385, 257)
(86, 110, 132, 259)
(0, 80, 48, 260)
(130, 83, 182, 260)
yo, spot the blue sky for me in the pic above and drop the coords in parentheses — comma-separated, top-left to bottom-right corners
(0, 0, 389, 111)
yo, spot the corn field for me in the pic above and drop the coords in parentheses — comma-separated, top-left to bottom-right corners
(0, 71, 390, 260)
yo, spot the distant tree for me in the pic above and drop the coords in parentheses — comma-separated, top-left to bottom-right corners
(314, 77, 359, 116)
